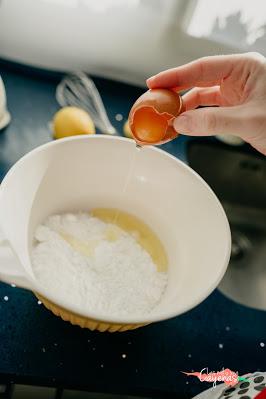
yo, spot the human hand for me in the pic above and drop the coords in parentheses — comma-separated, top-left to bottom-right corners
(147, 53, 266, 155)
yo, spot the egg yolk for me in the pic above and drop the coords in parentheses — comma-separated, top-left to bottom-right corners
(129, 89, 183, 145)
(132, 106, 169, 143)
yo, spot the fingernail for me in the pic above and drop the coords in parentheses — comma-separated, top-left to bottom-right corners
(173, 115, 191, 132)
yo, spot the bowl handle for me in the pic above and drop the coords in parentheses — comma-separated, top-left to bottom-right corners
(0, 235, 33, 290)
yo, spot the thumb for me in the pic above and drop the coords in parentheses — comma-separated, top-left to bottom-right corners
(173, 106, 246, 137)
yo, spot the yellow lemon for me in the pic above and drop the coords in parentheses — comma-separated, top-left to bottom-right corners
(123, 119, 133, 138)
(53, 106, 95, 139)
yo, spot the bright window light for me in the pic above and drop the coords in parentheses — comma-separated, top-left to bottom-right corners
(187, 0, 266, 46)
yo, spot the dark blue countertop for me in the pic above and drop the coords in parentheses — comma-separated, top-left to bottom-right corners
(0, 61, 265, 399)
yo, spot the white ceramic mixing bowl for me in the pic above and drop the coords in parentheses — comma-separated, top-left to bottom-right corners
(0, 135, 231, 331)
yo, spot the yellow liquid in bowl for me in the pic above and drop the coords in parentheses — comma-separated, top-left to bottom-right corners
(91, 208, 168, 272)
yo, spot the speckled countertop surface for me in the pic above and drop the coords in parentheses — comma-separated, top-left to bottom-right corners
(0, 61, 265, 399)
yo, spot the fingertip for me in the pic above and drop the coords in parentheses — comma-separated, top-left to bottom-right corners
(173, 114, 191, 133)
(146, 76, 156, 88)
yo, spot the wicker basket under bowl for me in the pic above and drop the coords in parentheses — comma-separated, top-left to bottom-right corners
(36, 294, 147, 332)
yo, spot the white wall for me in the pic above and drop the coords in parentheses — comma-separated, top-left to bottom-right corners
(0, 0, 239, 86)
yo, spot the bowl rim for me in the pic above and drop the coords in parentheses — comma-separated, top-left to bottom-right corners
(1, 135, 231, 324)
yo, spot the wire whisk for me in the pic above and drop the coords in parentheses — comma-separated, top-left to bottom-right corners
(56, 72, 117, 135)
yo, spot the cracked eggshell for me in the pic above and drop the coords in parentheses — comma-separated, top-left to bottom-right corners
(129, 89, 183, 145)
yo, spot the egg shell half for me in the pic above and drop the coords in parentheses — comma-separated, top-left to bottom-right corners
(129, 89, 183, 145)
